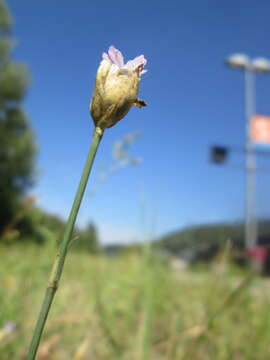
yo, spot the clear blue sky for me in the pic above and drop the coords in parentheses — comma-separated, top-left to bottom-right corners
(8, 0, 270, 243)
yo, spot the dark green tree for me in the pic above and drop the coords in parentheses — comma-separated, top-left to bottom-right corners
(0, 1, 36, 236)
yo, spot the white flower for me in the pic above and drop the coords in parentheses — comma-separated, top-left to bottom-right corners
(90, 46, 147, 129)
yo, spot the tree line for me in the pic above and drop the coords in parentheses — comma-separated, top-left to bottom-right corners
(0, 1, 99, 253)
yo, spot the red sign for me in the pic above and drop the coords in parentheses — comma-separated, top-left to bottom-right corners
(251, 115, 270, 144)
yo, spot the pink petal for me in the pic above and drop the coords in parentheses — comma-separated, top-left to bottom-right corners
(125, 55, 147, 75)
(102, 52, 111, 63)
(108, 46, 124, 67)
(126, 55, 146, 68)
(101, 47, 148, 75)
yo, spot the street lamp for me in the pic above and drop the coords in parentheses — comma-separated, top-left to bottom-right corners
(226, 54, 270, 250)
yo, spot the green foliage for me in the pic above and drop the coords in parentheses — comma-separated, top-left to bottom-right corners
(72, 222, 100, 254)
(38, 210, 66, 237)
(0, 0, 36, 237)
(0, 1, 11, 32)
(156, 220, 270, 259)
(156, 222, 244, 253)
(1, 244, 270, 359)
(0, 64, 28, 102)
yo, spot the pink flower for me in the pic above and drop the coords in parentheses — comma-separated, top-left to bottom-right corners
(90, 46, 147, 129)
(102, 46, 147, 76)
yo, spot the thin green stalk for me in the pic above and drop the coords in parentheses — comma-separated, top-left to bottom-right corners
(138, 270, 153, 360)
(137, 250, 154, 360)
(26, 126, 104, 360)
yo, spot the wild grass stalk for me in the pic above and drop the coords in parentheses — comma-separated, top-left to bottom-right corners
(26, 44, 148, 359)
(26, 127, 104, 360)
(137, 260, 154, 360)
(93, 277, 122, 356)
(183, 263, 254, 359)
(137, 223, 155, 360)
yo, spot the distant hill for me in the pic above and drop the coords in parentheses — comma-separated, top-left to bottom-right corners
(102, 220, 270, 262)
(154, 220, 270, 259)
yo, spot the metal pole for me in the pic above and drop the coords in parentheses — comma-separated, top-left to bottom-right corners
(244, 66, 257, 249)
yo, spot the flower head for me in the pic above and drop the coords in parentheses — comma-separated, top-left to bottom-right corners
(90, 46, 147, 129)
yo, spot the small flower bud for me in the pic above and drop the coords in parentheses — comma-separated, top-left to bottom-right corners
(90, 46, 147, 129)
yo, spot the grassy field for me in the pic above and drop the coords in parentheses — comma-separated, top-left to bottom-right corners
(1, 242, 270, 359)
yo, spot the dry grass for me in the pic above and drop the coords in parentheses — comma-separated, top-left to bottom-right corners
(1, 243, 270, 359)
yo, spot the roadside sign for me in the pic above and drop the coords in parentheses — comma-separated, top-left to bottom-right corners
(251, 115, 270, 144)
(210, 146, 228, 164)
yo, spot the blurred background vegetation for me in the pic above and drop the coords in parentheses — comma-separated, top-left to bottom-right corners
(0, 0, 35, 240)
(0, 0, 98, 252)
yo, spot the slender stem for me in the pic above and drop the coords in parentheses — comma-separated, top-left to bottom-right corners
(26, 126, 104, 360)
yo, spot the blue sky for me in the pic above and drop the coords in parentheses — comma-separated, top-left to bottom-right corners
(8, 0, 270, 243)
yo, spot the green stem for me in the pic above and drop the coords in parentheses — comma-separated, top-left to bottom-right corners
(26, 126, 104, 360)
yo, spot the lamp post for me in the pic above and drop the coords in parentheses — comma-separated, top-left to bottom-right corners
(226, 54, 270, 250)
